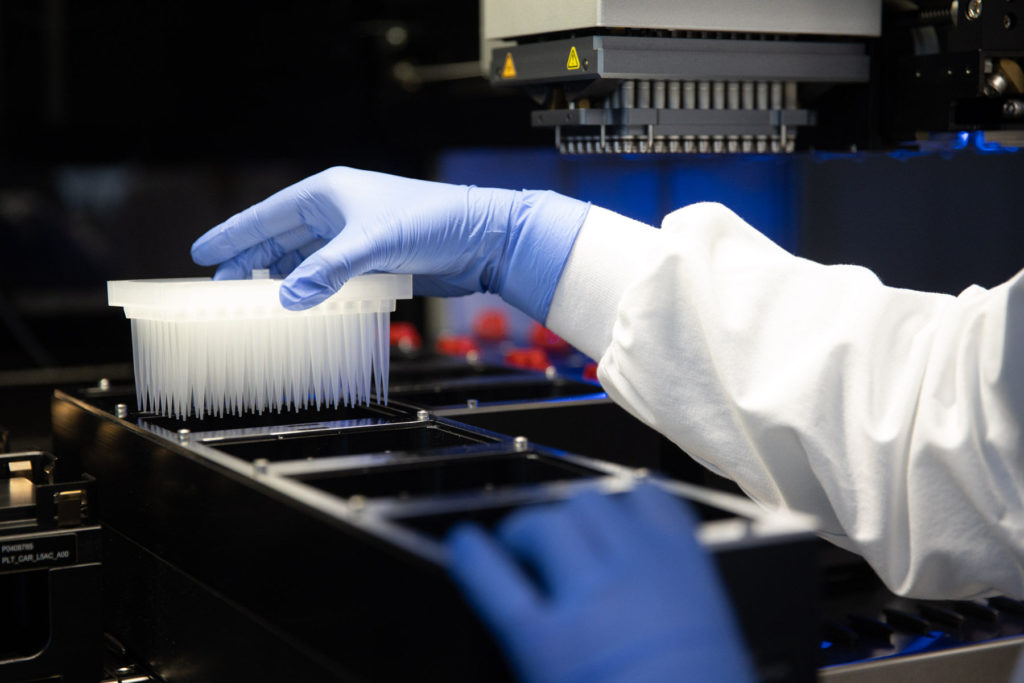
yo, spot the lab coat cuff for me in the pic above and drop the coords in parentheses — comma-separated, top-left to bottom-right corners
(546, 206, 662, 361)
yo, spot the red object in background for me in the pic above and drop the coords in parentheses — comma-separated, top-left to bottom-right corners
(436, 335, 480, 357)
(504, 347, 551, 372)
(583, 362, 599, 382)
(389, 321, 422, 352)
(473, 309, 509, 342)
(529, 323, 571, 353)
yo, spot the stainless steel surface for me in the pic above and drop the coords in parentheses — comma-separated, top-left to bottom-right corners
(0, 476, 35, 508)
(482, 0, 881, 44)
(819, 636, 1024, 682)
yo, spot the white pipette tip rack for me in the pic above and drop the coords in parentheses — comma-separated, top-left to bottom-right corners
(107, 271, 413, 420)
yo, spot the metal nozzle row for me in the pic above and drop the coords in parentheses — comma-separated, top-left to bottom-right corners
(560, 79, 800, 154)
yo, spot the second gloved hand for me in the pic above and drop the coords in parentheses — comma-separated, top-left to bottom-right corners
(189, 167, 590, 320)
(447, 485, 754, 683)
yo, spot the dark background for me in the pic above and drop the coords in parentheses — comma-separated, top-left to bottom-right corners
(1, 0, 1022, 449)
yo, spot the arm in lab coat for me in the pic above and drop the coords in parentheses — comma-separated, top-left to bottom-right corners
(547, 202, 1024, 599)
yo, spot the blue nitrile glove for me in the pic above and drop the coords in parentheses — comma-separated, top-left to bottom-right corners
(189, 167, 590, 321)
(447, 485, 754, 683)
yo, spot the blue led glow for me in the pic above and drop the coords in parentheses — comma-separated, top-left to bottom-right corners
(897, 631, 947, 655)
(969, 131, 1020, 154)
(435, 148, 799, 252)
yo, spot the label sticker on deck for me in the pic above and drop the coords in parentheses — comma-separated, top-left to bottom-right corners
(1, 535, 77, 572)
(566, 46, 581, 70)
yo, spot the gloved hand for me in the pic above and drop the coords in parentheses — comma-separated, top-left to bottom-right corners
(189, 167, 590, 321)
(447, 485, 753, 683)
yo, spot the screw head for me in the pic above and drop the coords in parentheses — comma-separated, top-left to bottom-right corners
(966, 0, 982, 21)
(176, 428, 191, 443)
(97, 378, 110, 391)
(513, 436, 529, 452)
(115, 404, 128, 419)
(466, 399, 478, 409)
(253, 458, 269, 475)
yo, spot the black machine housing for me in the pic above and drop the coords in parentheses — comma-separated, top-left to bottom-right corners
(52, 358, 821, 682)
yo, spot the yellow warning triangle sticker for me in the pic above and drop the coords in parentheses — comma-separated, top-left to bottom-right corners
(501, 52, 517, 79)
(566, 46, 581, 70)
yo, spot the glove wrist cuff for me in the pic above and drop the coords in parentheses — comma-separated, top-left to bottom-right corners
(496, 190, 590, 321)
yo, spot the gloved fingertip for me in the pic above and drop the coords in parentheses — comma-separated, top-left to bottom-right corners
(190, 229, 228, 266)
(189, 241, 207, 265)
(444, 522, 542, 629)
(213, 261, 248, 281)
(279, 277, 332, 311)
(628, 482, 699, 531)
(446, 522, 489, 559)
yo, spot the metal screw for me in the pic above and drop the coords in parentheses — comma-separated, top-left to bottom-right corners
(513, 436, 528, 452)
(348, 494, 367, 511)
(253, 458, 269, 475)
(966, 0, 982, 21)
(987, 72, 1009, 95)
(416, 409, 429, 421)
(115, 404, 128, 419)
(544, 366, 558, 380)
(466, 398, 478, 409)
(97, 378, 110, 391)
(176, 428, 190, 444)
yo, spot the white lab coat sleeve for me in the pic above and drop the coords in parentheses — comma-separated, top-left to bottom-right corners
(546, 201, 1024, 600)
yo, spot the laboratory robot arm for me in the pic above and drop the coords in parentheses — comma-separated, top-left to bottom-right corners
(447, 485, 753, 683)
(190, 167, 589, 321)
(547, 201, 1024, 600)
